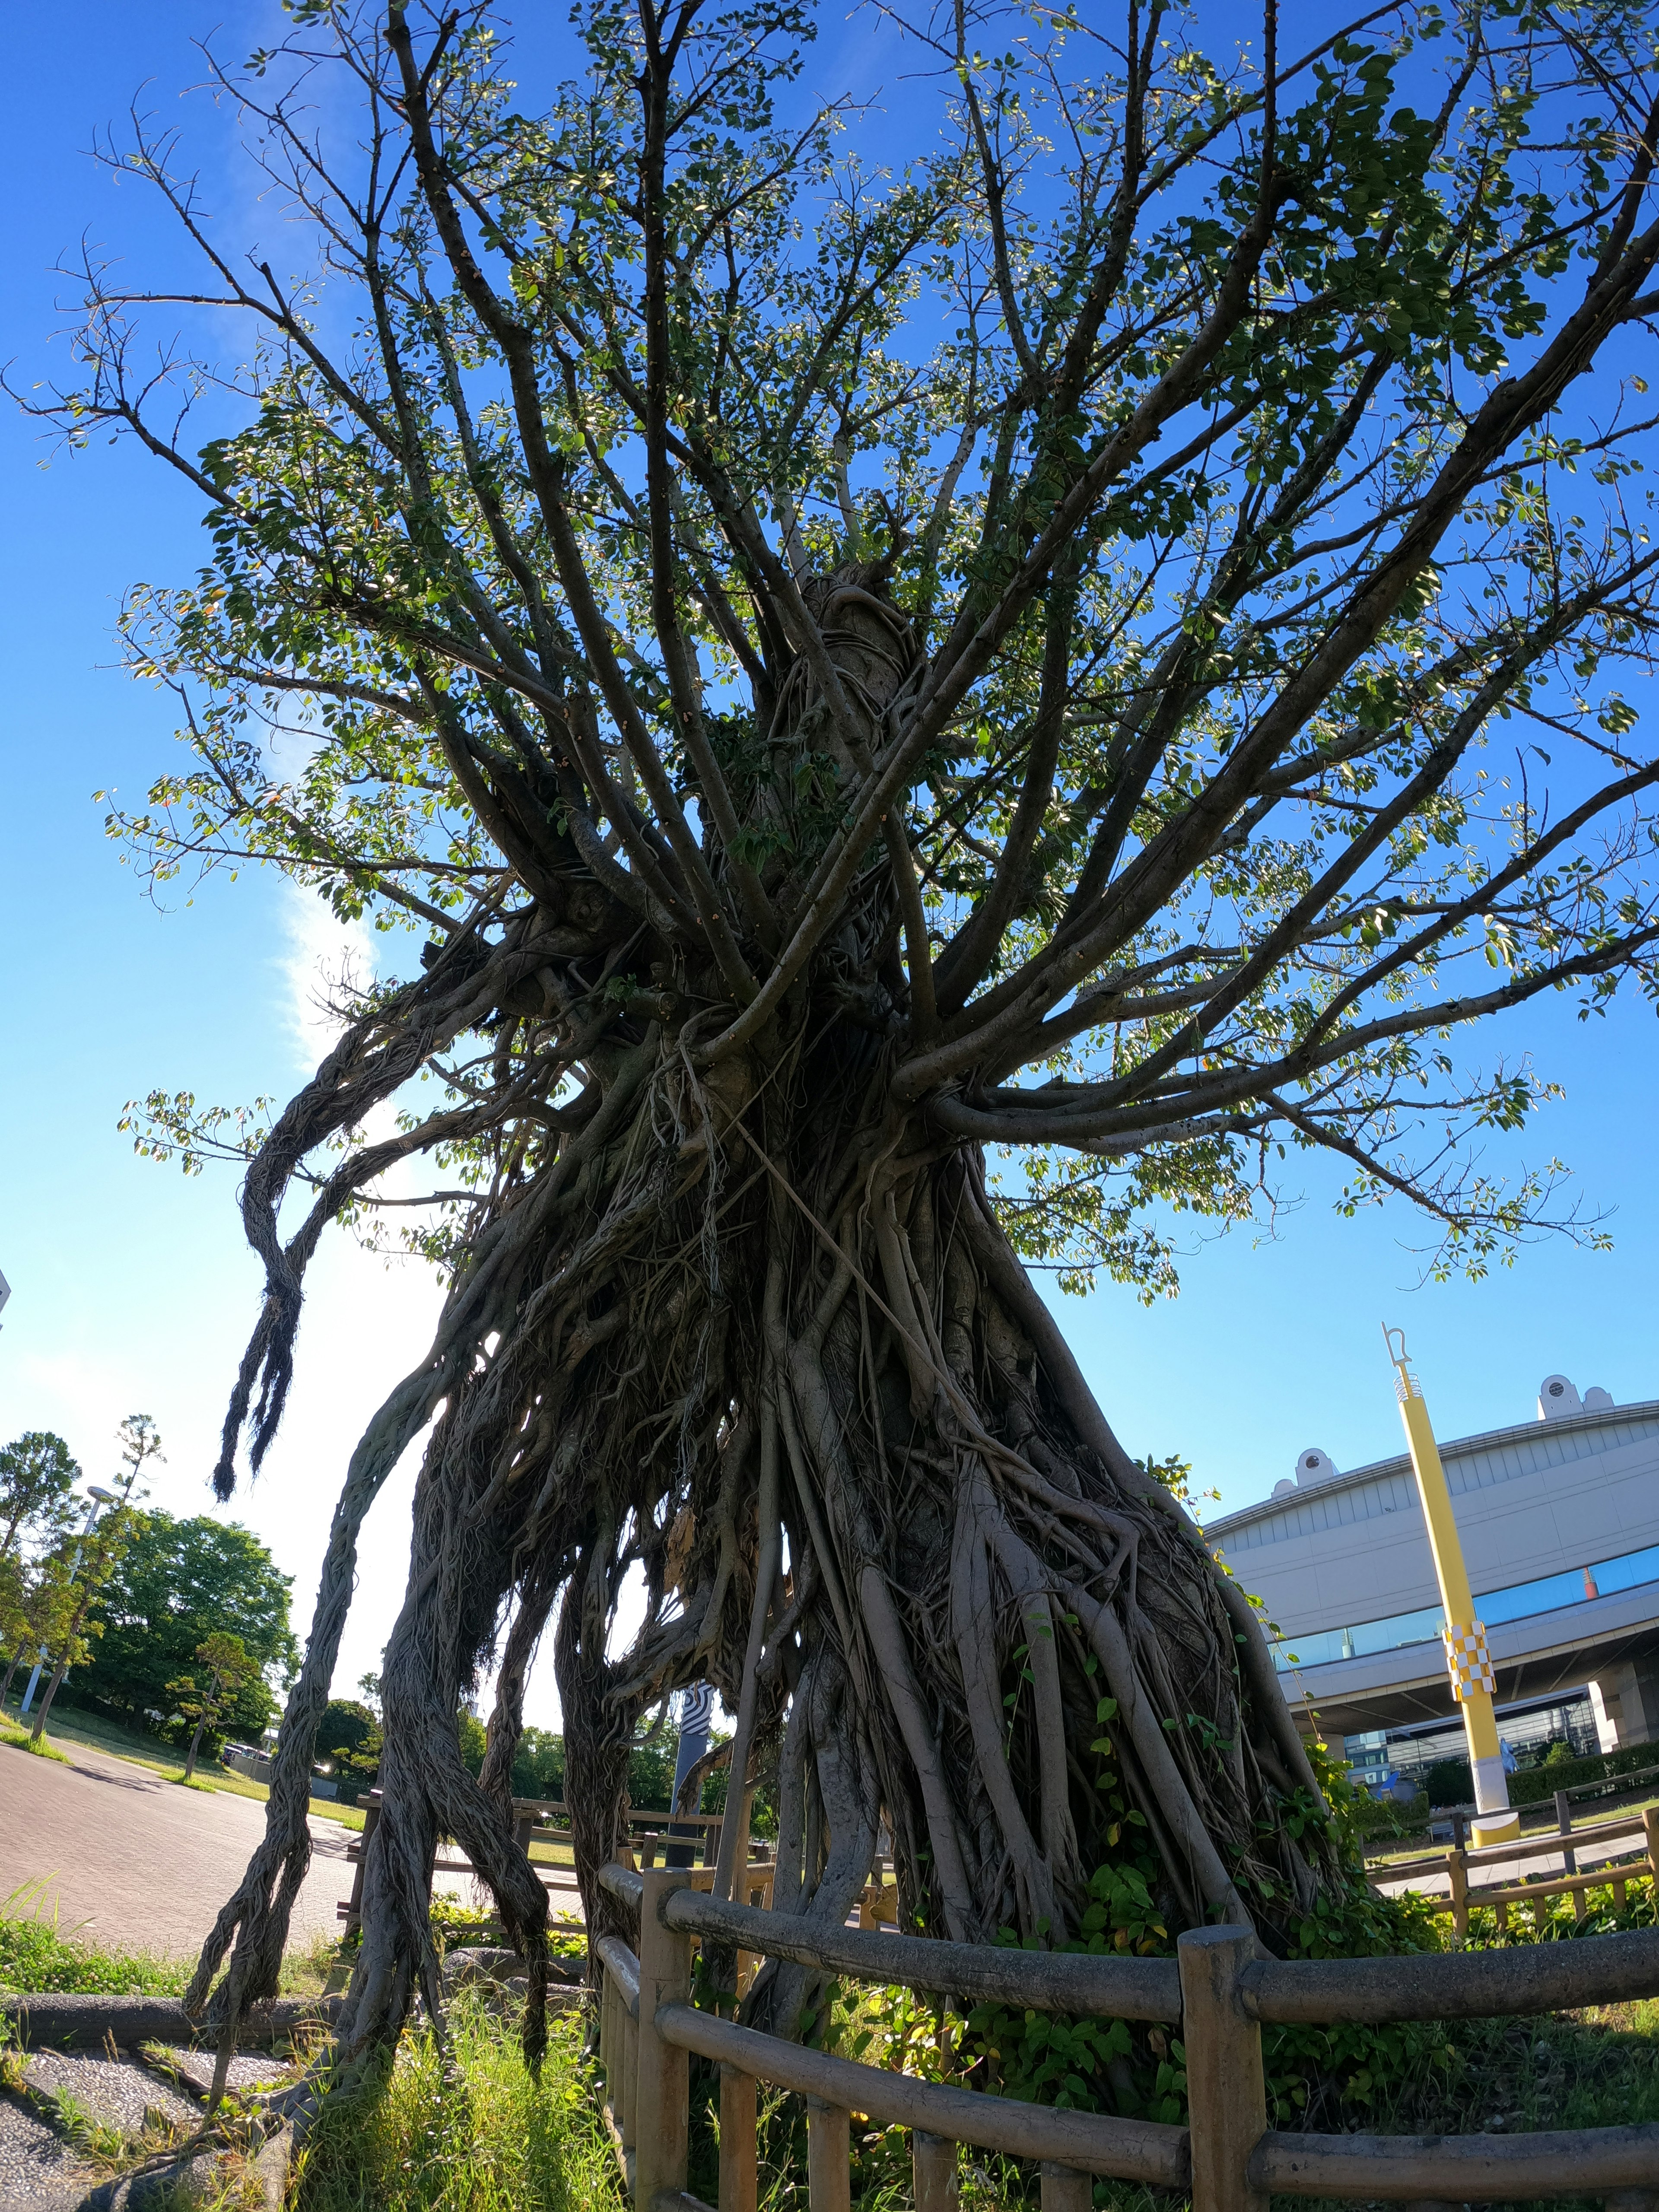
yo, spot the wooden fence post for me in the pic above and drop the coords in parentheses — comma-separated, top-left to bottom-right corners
(1643, 1806, 1659, 1897)
(1447, 1844, 1468, 1944)
(634, 1867, 692, 2209)
(719, 2062, 757, 2212)
(343, 1793, 381, 1939)
(1039, 2161, 1092, 2212)
(806, 2097, 851, 2212)
(622, 1988, 639, 2171)
(912, 2130, 958, 2212)
(1554, 1790, 1583, 1921)
(1178, 1925, 1267, 2212)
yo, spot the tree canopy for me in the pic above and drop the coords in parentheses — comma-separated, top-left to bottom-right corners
(78, 1512, 298, 1742)
(0, 1433, 81, 1565)
(0, 1432, 82, 1697)
(319, 1696, 384, 1796)
(32, 0, 1659, 2065)
(169, 1630, 264, 1778)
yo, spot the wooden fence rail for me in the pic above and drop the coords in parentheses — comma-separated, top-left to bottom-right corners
(1373, 1805, 1659, 1940)
(337, 1795, 775, 1934)
(594, 1862, 1659, 2212)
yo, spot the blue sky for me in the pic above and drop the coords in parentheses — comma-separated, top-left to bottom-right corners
(2, 5, 1655, 1731)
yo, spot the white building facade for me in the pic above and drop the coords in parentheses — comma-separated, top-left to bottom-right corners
(1205, 1376, 1659, 1780)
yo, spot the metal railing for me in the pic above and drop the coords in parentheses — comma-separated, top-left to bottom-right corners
(594, 1861, 1659, 2212)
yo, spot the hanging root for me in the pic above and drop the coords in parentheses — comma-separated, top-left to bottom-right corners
(200, 953, 1348, 2065)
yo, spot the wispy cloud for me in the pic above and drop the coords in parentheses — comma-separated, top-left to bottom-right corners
(280, 883, 378, 1070)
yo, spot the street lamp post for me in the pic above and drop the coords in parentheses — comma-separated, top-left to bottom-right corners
(18, 1484, 119, 1717)
(1385, 1328, 1519, 1847)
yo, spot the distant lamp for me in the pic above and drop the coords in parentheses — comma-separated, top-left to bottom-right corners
(86, 1486, 118, 1506)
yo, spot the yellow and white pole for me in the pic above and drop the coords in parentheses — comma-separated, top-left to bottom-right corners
(1384, 1327, 1519, 1847)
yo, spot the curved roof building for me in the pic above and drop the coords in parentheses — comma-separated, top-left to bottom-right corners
(1205, 1375, 1659, 1780)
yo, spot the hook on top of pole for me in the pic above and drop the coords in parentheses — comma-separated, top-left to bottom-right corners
(1381, 1322, 1421, 1401)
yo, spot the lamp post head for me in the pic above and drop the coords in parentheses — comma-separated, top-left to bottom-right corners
(86, 1486, 118, 1505)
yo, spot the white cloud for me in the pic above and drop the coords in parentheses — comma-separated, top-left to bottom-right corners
(280, 883, 378, 1070)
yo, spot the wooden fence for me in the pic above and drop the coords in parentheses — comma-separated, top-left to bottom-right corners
(337, 1795, 777, 1934)
(1375, 1805, 1659, 1940)
(594, 1862, 1659, 2212)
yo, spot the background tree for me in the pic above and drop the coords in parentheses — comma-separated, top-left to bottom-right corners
(168, 1630, 262, 1781)
(32, 0, 1659, 2059)
(510, 1724, 565, 1803)
(0, 1433, 80, 1565)
(79, 1512, 298, 1740)
(318, 1697, 384, 1798)
(0, 1543, 81, 1715)
(0, 1431, 81, 1705)
(28, 1414, 159, 1744)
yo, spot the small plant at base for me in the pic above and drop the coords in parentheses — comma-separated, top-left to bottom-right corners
(42, 2085, 133, 2168)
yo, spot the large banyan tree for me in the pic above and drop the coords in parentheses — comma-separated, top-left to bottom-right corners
(35, 0, 1659, 2058)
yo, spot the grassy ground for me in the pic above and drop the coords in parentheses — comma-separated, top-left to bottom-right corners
(0, 1726, 69, 1764)
(0, 1889, 337, 1999)
(292, 1989, 623, 2212)
(0, 1694, 365, 1831)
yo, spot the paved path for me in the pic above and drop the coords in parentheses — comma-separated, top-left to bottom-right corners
(0, 1739, 357, 1963)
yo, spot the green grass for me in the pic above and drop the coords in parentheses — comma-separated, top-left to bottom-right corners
(0, 1727, 70, 1764)
(0, 1884, 343, 2000)
(0, 1882, 187, 1996)
(292, 1986, 621, 2212)
(8, 1865, 1653, 2212)
(1246, 1999, 1659, 2212)
(1362, 1785, 1659, 1869)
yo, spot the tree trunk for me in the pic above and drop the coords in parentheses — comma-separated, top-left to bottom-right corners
(300, 1024, 1342, 2058)
(185, 1716, 206, 1783)
(179, 574, 1353, 2067)
(32, 1591, 91, 1744)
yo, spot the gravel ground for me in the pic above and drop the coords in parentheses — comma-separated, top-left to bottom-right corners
(148, 2048, 298, 2102)
(0, 2094, 86, 2209)
(0, 2042, 303, 2210)
(17, 2052, 197, 2136)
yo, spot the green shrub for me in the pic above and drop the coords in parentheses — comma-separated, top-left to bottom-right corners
(1509, 1741, 1659, 1805)
(1422, 1757, 1472, 1808)
(1348, 1789, 1429, 1843)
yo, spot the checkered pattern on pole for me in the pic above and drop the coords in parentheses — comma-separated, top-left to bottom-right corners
(1443, 1619, 1496, 1700)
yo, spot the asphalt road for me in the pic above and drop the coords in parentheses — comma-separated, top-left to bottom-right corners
(0, 1738, 357, 1962)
